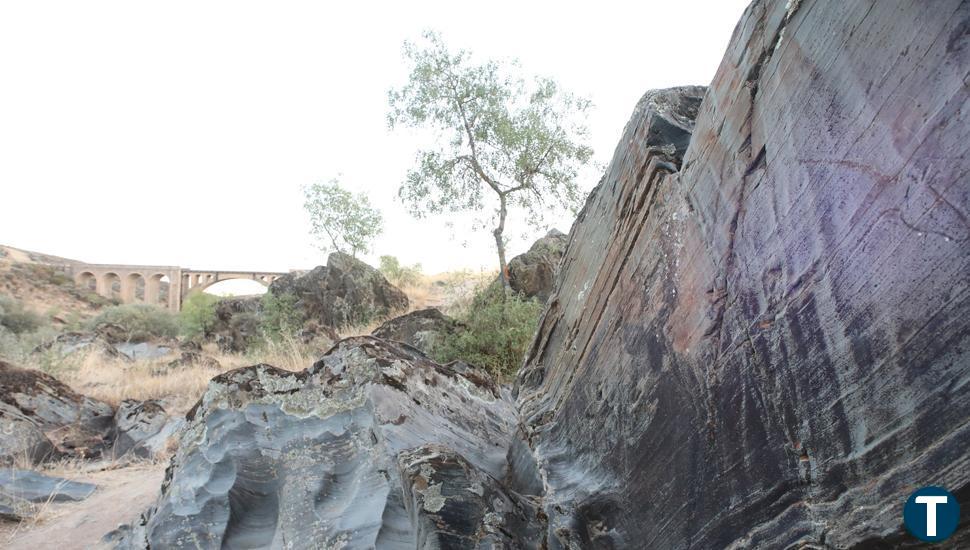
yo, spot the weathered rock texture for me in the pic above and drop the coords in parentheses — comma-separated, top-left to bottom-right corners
(516, 1, 970, 548)
(0, 360, 114, 464)
(121, 337, 538, 548)
(508, 229, 569, 302)
(269, 252, 409, 330)
(0, 469, 96, 521)
(371, 308, 461, 354)
(210, 296, 262, 352)
(111, 399, 182, 460)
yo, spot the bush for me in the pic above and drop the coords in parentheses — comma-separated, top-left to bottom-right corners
(379, 255, 423, 287)
(0, 294, 44, 335)
(260, 291, 302, 342)
(433, 285, 543, 379)
(88, 304, 179, 342)
(179, 293, 221, 340)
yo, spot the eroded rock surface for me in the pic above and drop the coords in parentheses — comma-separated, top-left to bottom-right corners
(269, 252, 408, 330)
(372, 308, 461, 354)
(0, 360, 114, 464)
(0, 469, 96, 521)
(516, 1, 970, 547)
(111, 399, 182, 460)
(508, 229, 568, 302)
(121, 337, 535, 548)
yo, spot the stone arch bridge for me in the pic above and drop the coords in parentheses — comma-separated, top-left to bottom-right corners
(67, 263, 289, 311)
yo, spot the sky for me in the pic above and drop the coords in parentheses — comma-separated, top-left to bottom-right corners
(1, 0, 751, 283)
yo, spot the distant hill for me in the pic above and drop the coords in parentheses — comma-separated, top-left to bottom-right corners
(0, 244, 108, 322)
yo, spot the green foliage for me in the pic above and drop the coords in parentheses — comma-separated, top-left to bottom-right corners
(88, 304, 179, 342)
(379, 255, 423, 287)
(260, 291, 302, 342)
(0, 294, 45, 335)
(388, 31, 593, 279)
(304, 178, 384, 258)
(433, 284, 543, 379)
(179, 292, 221, 340)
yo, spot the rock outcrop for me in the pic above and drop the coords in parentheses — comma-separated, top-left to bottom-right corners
(111, 399, 182, 460)
(269, 252, 408, 330)
(508, 229, 568, 302)
(0, 360, 114, 464)
(120, 337, 531, 548)
(119, 1, 970, 547)
(516, 0, 970, 547)
(371, 308, 461, 354)
(210, 296, 262, 352)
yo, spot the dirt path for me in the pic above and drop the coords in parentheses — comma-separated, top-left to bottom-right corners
(0, 463, 165, 549)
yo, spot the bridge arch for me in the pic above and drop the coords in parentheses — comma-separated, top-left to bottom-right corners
(76, 271, 97, 293)
(100, 272, 122, 301)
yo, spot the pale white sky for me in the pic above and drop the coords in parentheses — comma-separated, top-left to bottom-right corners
(1, 0, 749, 277)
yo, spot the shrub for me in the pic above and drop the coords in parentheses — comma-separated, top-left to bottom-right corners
(379, 255, 423, 287)
(0, 294, 44, 335)
(179, 293, 221, 340)
(88, 304, 179, 342)
(433, 285, 543, 379)
(260, 291, 302, 342)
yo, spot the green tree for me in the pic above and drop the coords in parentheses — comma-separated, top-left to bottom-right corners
(179, 292, 220, 340)
(304, 178, 384, 258)
(388, 31, 593, 288)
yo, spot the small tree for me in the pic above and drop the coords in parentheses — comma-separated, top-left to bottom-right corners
(379, 255, 423, 287)
(304, 178, 384, 258)
(388, 31, 593, 288)
(179, 292, 220, 340)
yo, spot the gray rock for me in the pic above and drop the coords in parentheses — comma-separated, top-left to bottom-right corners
(516, 0, 970, 547)
(0, 468, 96, 521)
(32, 330, 130, 361)
(0, 360, 114, 464)
(269, 252, 409, 330)
(371, 307, 461, 354)
(120, 337, 524, 548)
(111, 399, 182, 460)
(508, 229, 568, 302)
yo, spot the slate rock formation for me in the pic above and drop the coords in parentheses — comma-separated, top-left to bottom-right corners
(120, 337, 535, 548)
(269, 252, 409, 330)
(516, 0, 970, 547)
(508, 229, 569, 302)
(0, 359, 114, 464)
(0, 469, 96, 521)
(111, 399, 182, 460)
(371, 307, 461, 354)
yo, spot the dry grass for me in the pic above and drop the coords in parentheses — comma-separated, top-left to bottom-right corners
(28, 338, 319, 416)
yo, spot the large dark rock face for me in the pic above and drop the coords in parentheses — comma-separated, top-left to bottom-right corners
(269, 252, 409, 330)
(516, 1, 970, 548)
(508, 229, 569, 302)
(0, 360, 114, 464)
(210, 296, 262, 352)
(121, 337, 537, 548)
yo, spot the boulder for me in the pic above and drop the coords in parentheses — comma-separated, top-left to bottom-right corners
(0, 469, 96, 521)
(0, 360, 114, 464)
(210, 296, 262, 352)
(516, 0, 970, 547)
(111, 399, 182, 460)
(269, 252, 408, 330)
(32, 330, 130, 361)
(165, 351, 221, 370)
(118, 337, 533, 548)
(507, 229, 568, 302)
(371, 307, 461, 354)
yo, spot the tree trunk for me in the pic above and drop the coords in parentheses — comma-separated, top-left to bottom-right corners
(494, 194, 510, 292)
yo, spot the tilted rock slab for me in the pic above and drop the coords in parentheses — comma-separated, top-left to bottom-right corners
(0, 359, 114, 465)
(122, 337, 541, 548)
(516, 0, 970, 548)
